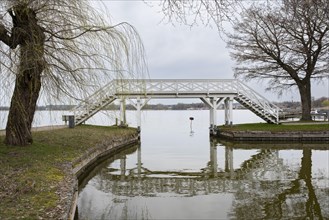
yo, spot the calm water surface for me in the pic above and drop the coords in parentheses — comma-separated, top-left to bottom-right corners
(75, 110, 329, 220)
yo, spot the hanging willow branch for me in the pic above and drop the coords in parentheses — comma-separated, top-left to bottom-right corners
(0, 0, 147, 145)
(0, 0, 147, 101)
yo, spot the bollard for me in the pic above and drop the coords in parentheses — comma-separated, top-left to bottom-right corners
(68, 115, 75, 128)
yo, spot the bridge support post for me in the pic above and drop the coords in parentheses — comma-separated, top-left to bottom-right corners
(224, 98, 229, 125)
(119, 98, 126, 126)
(224, 97, 234, 126)
(210, 97, 219, 135)
(229, 97, 233, 125)
(129, 97, 150, 133)
(200, 97, 219, 136)
(136, 97, 142, 132)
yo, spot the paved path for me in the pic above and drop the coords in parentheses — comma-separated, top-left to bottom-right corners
(0, 125, 67, 136)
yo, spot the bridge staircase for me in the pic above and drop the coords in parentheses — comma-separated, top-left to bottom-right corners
(73, 81, 117, 125)
(235, 94, 276, 123)
(232, 81, 279, 124)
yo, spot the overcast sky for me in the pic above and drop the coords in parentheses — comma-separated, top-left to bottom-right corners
(102, 0, 329, 103)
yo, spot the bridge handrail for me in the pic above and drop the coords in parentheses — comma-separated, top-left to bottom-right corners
(234, 80, 280, 121)
(114, 79, 280, 121)
(72, 80, 116, 117)
(113, 79, 239, 94)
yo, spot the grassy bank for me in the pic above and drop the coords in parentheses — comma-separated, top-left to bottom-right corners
(219, 122, 329, 132)
(0, 125, 137, 219)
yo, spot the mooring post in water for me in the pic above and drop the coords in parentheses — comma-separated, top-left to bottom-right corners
(189, 116, 194, 135)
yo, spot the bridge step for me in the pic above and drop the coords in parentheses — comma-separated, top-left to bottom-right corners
(73, 96, 116, 125)
(235, 94, 278, 124)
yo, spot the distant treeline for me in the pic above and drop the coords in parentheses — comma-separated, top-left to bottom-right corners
(0, 103, 240, 111)
(0, 97, 328, 111)
(274, 96, 329, 111)
(0, 105, 76, 111)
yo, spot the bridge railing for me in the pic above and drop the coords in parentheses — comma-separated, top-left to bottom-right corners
(234, 80, 280, 121)
(72, 80, 116, 117)
(113, 79, 239, 94)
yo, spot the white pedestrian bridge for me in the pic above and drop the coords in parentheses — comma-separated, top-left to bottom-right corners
(72, 79, 280, 133)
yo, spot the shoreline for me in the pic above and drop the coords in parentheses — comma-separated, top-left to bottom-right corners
(217, 122, 329, 142)
(0, 125, 139, 220)
(66, 132, 139, 220)
(218, 130, 329, 142)
(0, 125, 67, 136)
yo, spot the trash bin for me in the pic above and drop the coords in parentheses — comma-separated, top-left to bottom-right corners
(68, 115, 75, 128)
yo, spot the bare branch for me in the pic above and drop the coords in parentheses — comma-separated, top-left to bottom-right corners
(227, 0, 329, 120)
(0, 23, 12, 47)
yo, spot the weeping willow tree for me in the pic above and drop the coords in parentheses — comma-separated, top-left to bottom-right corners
(0, 1, 146, 146)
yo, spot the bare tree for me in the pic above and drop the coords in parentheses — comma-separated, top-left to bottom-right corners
(159, 0, 329, 120)
(0, 1, 146, 146)
(227, 0, 329, 120)
(159, 0, 238, 29)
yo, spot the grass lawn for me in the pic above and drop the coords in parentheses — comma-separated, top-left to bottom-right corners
(219, 122, 329, 132)
(0, 125, 137, 219)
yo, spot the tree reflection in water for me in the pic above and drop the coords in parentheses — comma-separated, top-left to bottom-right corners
(231, 148, 326, 220)
(77, 142, 329, 220)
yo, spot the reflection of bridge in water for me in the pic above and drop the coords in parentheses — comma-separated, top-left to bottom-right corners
(85, 141, 328, 219)
(101, 147, 279, 196)
(96, 146, 287, 196)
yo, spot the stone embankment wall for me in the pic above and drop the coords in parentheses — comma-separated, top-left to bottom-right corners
(63, 132, 139, 220)
(219, 130, 329, 142)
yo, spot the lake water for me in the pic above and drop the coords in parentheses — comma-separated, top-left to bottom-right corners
(1, 110, 328, 219)
(66, 110, 328, 220)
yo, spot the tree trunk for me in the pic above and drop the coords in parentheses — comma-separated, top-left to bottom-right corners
(4, 45, 44, 146)
(297, 80, 312, 121)
(4, 5, 45, 146)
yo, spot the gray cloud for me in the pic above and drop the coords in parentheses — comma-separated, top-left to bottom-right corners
(105, 1, 328, 102)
